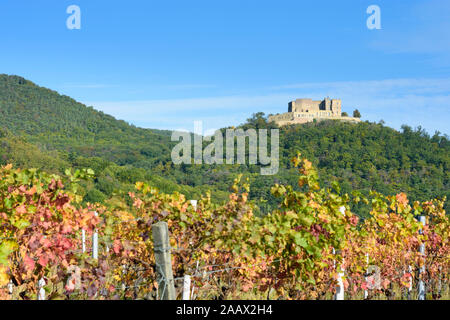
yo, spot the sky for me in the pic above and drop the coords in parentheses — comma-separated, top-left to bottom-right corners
(0, 0, 449, 135)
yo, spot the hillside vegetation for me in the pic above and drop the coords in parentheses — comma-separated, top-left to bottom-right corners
(0, 154, 448, 300)
(0, 74, 448, 215)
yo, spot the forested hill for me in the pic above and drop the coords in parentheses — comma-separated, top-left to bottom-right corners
(276, 120, 449, 213)
(0, 74, 173, 164)
(0, 74, 448, 216)
(0, 74, 201, 202)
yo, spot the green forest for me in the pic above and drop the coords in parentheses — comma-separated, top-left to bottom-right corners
(0, 74, 448, 216)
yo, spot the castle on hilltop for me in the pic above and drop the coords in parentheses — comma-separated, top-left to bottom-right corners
(268, 97, 361, 126)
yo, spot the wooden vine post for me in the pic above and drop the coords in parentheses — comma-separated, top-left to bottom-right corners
(152, 221, 176, 300)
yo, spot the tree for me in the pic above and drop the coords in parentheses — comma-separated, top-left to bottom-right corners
(353, 109, 361, 118)
(341, 112, 349, 117)
(245, 112, 267, 129)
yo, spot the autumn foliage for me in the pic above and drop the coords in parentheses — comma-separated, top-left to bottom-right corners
(0, 154, 448, 300)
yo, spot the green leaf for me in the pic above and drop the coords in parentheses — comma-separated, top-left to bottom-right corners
(285, 211, 297, 220)
(13, 219, 30, 229)
(299, 214, 313, 227)
(0, 241, 18, 266)
(4, 197, 13, 209)
(294, 233, 308, 248)
(331, 181, 341, 194)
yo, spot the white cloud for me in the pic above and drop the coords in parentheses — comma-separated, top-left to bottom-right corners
(85, 77, 450, 135)
(86, 94, 290, 114)
(270, 78, 450, 96)
(269, 78, 450, 135)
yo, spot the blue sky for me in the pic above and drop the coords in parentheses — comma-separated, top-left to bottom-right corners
(0, 0, 449, 135)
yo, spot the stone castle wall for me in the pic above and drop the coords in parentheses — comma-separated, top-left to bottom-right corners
(269, 97, 360, 126)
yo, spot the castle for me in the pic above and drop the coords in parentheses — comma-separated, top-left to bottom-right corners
(268, 97, 361, 126)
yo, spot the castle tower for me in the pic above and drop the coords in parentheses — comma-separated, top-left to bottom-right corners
(331, 99, 341, 116)
(323, 97, 331, 111)
(288, 101, 295, 112)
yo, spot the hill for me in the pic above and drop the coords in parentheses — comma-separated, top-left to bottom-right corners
(0, 74, 228, 203)
(0, 74, 448, 215)
(0, 74, 173, 164)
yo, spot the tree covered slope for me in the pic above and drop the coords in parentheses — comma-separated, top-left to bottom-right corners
(0, 74, 448, 215)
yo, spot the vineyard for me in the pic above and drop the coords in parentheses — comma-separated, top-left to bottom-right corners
(0, 153, 448, 300)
